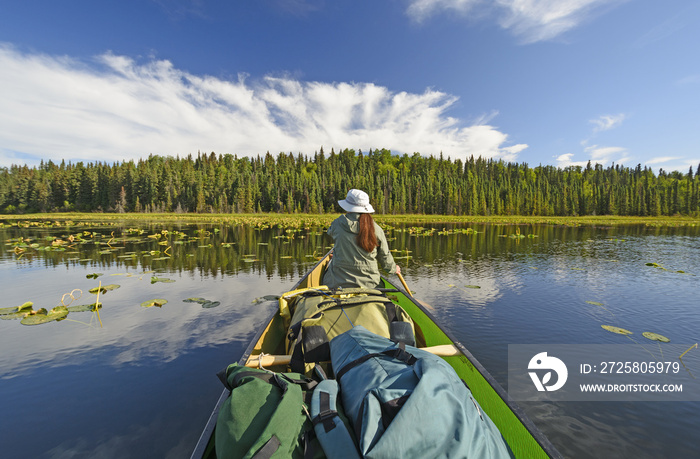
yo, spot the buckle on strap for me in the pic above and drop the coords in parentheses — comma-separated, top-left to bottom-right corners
(312, 391, 338, 433)
(384, 343, 417, 365)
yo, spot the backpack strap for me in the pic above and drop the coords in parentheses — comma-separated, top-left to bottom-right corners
(218, 365, 318, 392)
(310, 380, 361, 459)
(251, 435, 281, 459)
(335, 342, 418, 381)
(288, 293, 415, 372)
(289, 323, 331, 374)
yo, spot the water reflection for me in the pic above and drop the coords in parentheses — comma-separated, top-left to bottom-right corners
(1, 220, 700, 458)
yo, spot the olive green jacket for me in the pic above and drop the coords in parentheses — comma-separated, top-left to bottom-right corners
(322, 213, 397, 289)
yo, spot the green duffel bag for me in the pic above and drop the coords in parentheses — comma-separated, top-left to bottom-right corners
(214, 364, 323, 459)
(284, 288, 416, 374)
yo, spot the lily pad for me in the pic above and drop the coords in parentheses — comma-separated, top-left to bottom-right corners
(151, 277, 175, 284)
(86, 273, 103, 279)
(252, 295, 280, 304)
(464, 285, 481, 289)
(0, 301, 34, 315)
(67, 302, 102, 312)
(141, 299, 168, 308)
(601, 325, 633, 335)
(21, 306, 69, 325)
(183, 297, 221, 308)
(1, 310, 32, 320)
(89, 284, 120, 294)
(642, 332, 670, 343)
(586, 301, 604, 306)
(645, 262, 667, 270)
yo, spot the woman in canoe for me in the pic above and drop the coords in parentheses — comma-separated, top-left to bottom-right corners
(323, 189, 401, 289)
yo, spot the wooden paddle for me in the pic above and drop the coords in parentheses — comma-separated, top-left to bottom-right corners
(245, 343, 461, 368)
(396, 271, 435, 311)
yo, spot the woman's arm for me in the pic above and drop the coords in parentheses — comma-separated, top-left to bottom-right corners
(374, 225, 397, 274)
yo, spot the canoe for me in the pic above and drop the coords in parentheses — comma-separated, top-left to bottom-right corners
(191, 252, 562, 458)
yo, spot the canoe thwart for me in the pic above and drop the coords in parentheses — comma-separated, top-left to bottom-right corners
(245, 343, 461, 368)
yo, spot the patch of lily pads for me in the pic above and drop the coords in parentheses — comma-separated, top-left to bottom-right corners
(184, 297, 221, 308)
(1, 300, 104, 325)
(601, 325, 671, 343)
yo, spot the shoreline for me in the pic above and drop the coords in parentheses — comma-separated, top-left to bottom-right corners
(1, 212, 699, 227)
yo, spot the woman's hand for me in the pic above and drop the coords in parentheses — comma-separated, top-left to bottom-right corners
(395, 265, 401, 275)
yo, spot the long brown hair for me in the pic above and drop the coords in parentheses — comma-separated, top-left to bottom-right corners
(356, 213, 378, 252)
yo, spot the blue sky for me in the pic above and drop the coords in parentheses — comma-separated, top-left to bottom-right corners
(1, 0, 699, 172)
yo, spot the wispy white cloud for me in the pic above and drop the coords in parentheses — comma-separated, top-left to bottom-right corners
(555, 144, 630, 169)
(645, 156, 699, 174)
(0, 45, 526, 167)
(645, 156, 683, 166)
(590, 113, 626, 132)
(555, 153, 588, 168)
(586, 145, 627, 161)
(406, 0, 625, 43)
(407, 0, 481, 23)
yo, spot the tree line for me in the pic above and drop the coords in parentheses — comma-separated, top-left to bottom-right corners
(1, 148, 699, 216)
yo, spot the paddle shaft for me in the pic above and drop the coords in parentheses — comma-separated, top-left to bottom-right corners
(245, 343, 461, 368)
(396, 271, 411, 294)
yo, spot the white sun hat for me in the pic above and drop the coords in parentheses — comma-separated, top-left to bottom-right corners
(338, 189, 375, 213)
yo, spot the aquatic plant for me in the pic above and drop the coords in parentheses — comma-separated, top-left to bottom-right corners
(183, 297, 220, 308)
(151, 276, 175, 284)
(89, 284, 120, 294)
(642, 332, 670, 343)
(601, 325, 633, 335)
(21, 306, 69, 325)
(141, 299, 168, 308)
(0, 302, 34, 320)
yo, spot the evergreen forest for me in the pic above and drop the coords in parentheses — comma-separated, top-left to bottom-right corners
(1, 148, 699, 216)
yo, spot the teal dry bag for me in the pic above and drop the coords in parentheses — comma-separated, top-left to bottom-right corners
(310, 379, 361, 459)
(329, 326, 513, 459)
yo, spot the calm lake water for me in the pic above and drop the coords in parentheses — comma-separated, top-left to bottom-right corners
(1, 220, 699, 458)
